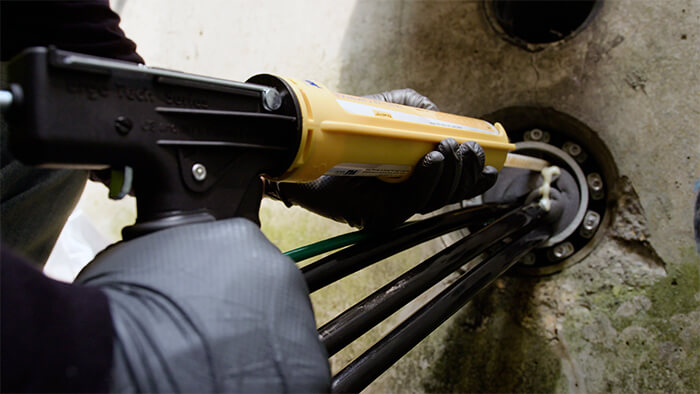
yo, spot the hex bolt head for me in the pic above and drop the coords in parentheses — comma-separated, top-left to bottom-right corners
(527, 128, 544, 141)
(580, 210, 601, 239)
(563, 141, 582, 157)
(587, 173, 602, 190)
(549, 241, 575, 261)
(191, 163, 207, 182)
(524, 128, 551, 143)
(587, 173, 604, 200)
(115, 116, 133, 135)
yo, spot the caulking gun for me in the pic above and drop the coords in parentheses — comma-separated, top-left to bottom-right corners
(0, 47, 546, 237)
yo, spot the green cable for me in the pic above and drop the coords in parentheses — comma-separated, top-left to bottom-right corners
(284, 230, 370, 262)
(283, 221, 417, 262)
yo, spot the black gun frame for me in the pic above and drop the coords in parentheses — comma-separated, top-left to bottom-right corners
(3, 47, 303, 238)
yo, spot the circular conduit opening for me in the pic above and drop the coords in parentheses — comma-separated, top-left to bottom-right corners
(482, 0, 603, 52)
(442, 107, 618, 276)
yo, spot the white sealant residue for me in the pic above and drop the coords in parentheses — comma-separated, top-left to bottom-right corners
(538, 166, 561, 211)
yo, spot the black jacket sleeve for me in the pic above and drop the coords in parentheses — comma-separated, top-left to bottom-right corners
(1, 1, 142, 391)
(1, 0, 143, 63)
(1, 249, 114, 392)
(1, 0, 144, 265)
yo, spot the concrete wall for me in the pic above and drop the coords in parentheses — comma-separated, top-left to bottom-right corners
(107, 0, 698, 391)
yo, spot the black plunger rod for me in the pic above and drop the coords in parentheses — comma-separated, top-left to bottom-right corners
(320, 205, 534, 356)
(331, 204, 551, 393)
(303, 204, 512, 292)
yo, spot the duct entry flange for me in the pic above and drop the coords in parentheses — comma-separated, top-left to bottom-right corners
(442, 107, 618, 276)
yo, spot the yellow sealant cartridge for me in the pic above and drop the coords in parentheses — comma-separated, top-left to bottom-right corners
(276, 76, 518, 182)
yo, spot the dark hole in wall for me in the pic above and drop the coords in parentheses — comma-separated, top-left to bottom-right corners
(487, 0, 600, 46)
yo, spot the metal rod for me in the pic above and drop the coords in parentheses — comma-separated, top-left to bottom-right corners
(330, 204, 551, 393)
(303, 204, 512, 292)
(319, 205, 532, 356)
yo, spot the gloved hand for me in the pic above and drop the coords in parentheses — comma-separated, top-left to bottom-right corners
(483, 166, 580, 232)
(76, 218, 330, 393)
(265, 89, 498, 230)
(363, 88, 440, 111)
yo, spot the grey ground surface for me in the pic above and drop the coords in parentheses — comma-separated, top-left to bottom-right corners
(68, 0, 700, 391)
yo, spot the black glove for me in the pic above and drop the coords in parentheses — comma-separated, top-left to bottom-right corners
(363, 88, 440, 111)
(266, 89, 498, 230)
(76, 218, 330, 392)
(483, 166, 580, 232)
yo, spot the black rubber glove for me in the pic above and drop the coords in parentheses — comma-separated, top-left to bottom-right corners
(363, 88, 440, 111)
(266, 89, 498, 230)
(76, 218, 330, 392)
(483, 166, 580, 232)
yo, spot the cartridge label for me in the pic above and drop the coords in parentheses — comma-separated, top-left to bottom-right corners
(335, 98, 499, 135)
(325, 163, 411, 177)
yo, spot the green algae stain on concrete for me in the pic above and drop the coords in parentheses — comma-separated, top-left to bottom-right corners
(621, 251, 700, 391)
(646, 251, 700, 319)
(422, 280, 563, 393)
(413, 234, 698, 394)
(561, 248, 700, 392)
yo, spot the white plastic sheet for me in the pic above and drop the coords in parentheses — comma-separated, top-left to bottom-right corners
(44, 209, 110, 282)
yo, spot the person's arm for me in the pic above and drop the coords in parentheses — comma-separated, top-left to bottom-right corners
(2, 217, 332, 393)
(0, 0, 142, 63)
(1, 249, 114, 392)
(0, 0, 143, 265)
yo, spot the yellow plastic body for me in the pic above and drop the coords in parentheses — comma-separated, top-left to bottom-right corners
(278, 77, 516, 183)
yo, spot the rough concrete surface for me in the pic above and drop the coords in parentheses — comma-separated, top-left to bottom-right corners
(65, 0, 700, 392)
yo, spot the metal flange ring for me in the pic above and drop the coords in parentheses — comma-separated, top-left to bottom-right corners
(514, 141, 589, 247)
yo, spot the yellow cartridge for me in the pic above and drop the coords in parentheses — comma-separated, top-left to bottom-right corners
(281, 78, 515, 182)
(278, 77, 516, 183)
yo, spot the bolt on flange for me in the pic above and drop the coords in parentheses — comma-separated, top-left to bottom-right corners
(548, 241, 575, 261)
(580, 210, 601, 239)
(524, 128, 551, 143)
(587, 173, 604, 200)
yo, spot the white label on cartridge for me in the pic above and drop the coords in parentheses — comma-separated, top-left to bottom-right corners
(325, 163, 411, 177)
(336, 99, 498, 135)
